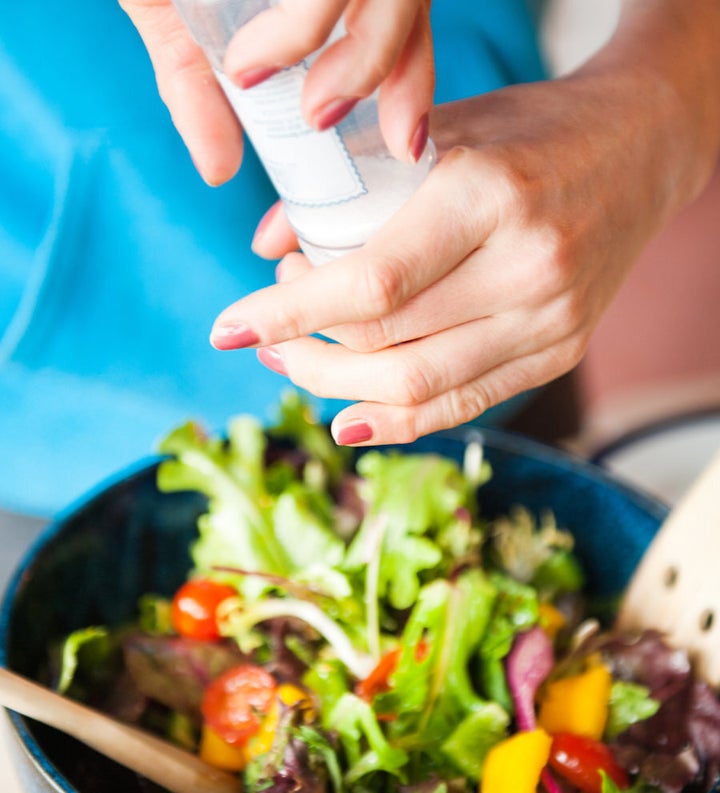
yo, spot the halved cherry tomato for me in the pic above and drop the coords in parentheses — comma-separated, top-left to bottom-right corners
(355, 639, 430, 702)
(171, 579, 237, 640)
(356, 648, 402, 701)
(200, 681, 314, 769)
(201, 664, 278, 746)
(548, 733, 630, 793)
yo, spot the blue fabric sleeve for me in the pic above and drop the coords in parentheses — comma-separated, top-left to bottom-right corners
(0, 1, 546, 516)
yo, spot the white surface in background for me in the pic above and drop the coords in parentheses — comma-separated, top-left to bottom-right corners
(1, 510, 45, 792)
(0, 714, 22, 793)
(599, 417, 720, 506)
(541, 0, 620, 75)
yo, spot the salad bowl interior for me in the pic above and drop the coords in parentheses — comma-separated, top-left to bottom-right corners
(0, 425, 710, 793)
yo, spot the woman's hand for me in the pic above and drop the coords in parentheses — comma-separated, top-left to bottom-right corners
(119, 0, 434, 184)
(210, 0, 720, 447)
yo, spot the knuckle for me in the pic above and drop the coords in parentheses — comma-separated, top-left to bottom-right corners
(292, 26, 329, 55)
(474, 146, 549, 229)
(488, 157, 542, 224)
(460, 384, 493, 421)
(361, 256, 408, 317)
(160, 24, 203, 73)
(558, 329, 591, 371)
(387, 412, 424, 445)
(531, 228, 576, 296)
(437, 147, 504, 234)
(445, 384, 493, 427)
(391, 354, 435, 406)
(513, 223, 579, 306)
(546, 288, 588, 339)
(279, 4, 333, 55)
(344, 319, 392, 354)
(439, 144, 475, 168)
(356, 56, 392, 93)
(269, 302, 306, 342)
(153, 28, 211, 102)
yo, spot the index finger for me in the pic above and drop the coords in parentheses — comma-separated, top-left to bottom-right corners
(209, 148, 495, 350)
(120, 0, 244, 184)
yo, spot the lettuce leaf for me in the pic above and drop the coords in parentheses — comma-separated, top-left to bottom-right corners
(157, 418, 291, 589)
(56, 626, 110, 695)
(440, 703, 509, 780)
(267, 389, 351, 486)
(345, 452, 477, 611)
(601, 771, 662, 792)
(157, 410, 348, 601)
(605, 680, 660, 740)
(329, 694, 409, 784)
(379, 569, 501, 758)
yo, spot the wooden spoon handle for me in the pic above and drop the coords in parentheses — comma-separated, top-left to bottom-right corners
(0, 667, 239, 793)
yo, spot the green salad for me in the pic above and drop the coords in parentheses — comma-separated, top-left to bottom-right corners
(58, 392, 720, 793)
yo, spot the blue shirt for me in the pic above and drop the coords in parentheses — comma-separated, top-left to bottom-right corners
(0, 1, 546, 516)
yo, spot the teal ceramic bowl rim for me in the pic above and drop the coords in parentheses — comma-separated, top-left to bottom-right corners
(0, 426, 677, 792)
(0, 452, 161, 792)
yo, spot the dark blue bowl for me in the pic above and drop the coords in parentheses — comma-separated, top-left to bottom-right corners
(0, 426, 698, 792)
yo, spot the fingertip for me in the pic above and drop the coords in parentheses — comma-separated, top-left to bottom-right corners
(309, 97, 360, 132)
(209, 321, 260, 350)
(377, 92, 434, 164)
(230, 66, 279, 91)
(256, 345, 288, 376)
(332, 417, 375, 446)
(192, 125, 244, 185)
(196, 157, 242, 187)
(180, 108, 244, 185)
(377, 9, 435, 163)
(251, 203, 300, 259)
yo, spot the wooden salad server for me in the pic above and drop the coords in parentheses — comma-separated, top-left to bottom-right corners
(0, 667, 240, 793)
(616, 449, 720, 686)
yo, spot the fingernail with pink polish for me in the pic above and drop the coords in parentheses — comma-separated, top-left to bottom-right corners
(210, 322, 259, 350)
(313, 97, 359, 131)
(335, 421, 373, 446)
(409, 113, 429, 163)
(234, 66, 279, 90)
(257, 346, 287, 376)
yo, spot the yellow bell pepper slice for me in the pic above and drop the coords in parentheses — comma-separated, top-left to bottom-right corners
(199, 724, 249, 771)
(538, 602, 567, 640)
(538, 664, 612, 740)
(481, 729, 552, 793)
(243, 682, 317, 762)
(201, 682, 316, 769)
(277, 682, 317, 721)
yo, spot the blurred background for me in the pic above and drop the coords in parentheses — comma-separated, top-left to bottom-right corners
(544, 0, 720, 451)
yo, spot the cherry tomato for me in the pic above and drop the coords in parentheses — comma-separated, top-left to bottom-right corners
(356, 648, 402, 702)
(201, 664, 278, 745)
(548, 733, 630, 793)
(355, 639, 430, 702)
(171, 578, 237, 640)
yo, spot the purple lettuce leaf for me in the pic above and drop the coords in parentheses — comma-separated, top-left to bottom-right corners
(122, 633, 247, 716)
